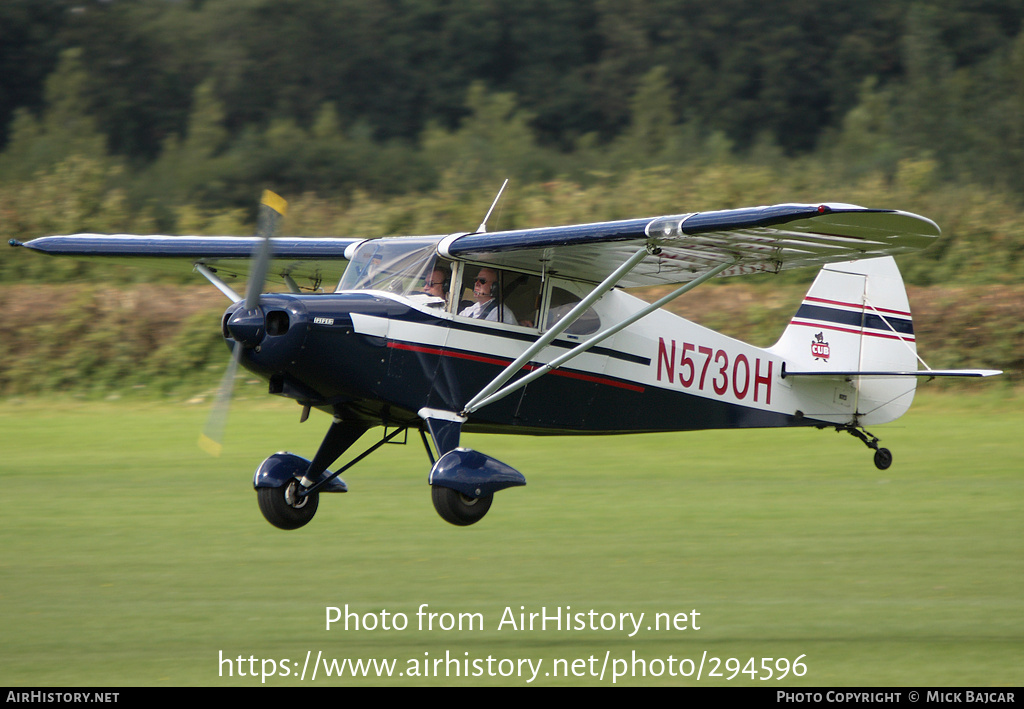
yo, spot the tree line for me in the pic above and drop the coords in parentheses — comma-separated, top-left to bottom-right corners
(1, 0, 1023, 289)
(2, 0, 1024, 207)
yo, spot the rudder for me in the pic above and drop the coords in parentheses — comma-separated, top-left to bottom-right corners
(769, 256, 918, 425)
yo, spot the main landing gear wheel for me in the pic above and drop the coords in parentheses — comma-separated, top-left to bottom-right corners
(431, 486, 493, 526)
(257, 479, 319, 530)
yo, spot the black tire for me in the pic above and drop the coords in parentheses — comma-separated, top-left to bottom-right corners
(873, 448, 893, 471)
(431, 486, 493, 526)
(257, 479, 319, 530)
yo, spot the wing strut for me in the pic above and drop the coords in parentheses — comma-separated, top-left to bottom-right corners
(195, 263, 243, 303)
(461, 246, 651, 415)
(461, 254, 742, 416)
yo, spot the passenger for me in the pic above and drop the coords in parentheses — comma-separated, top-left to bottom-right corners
(458, 267, 517, 324)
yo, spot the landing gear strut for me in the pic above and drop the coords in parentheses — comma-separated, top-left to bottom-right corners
(836, 423, 892, 470)
(253, 418, 405, 530)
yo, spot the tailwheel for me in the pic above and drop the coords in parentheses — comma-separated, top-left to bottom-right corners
(257, 479, 319, 530)
(836, 423, 893, 470)
(431, 486, 493, 526)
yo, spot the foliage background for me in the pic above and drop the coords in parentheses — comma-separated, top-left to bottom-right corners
(1, 0, 1022, 394)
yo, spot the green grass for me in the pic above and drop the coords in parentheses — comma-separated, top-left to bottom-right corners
(1, 391, 1021, 686)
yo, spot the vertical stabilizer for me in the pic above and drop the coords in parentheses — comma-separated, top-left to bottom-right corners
(769, 257, 918, 425)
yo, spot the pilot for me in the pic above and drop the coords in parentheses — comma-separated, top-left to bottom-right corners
(459, 267, 517, 324)
(423, 267, 449, 304)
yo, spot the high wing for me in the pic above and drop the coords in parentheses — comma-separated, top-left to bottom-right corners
(439, 203, 939, 287)
(11, 202, 939, 291)
(10, 234, 361, 293)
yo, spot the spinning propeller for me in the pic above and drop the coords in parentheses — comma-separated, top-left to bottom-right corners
(198, 190, 287, 456)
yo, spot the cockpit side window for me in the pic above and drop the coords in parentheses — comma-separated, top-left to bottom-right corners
(455, 266, 542, 328)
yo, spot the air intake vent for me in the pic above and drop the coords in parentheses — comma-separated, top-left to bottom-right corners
(266, 310, 290, 336)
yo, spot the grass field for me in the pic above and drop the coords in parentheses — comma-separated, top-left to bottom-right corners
(1, 390, 1020, 686)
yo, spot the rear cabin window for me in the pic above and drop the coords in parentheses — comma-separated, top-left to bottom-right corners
(545, 286, 601, 335)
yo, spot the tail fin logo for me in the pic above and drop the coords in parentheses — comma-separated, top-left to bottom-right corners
(811, 332, 831, 361)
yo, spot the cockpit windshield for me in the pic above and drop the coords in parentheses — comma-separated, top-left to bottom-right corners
(337, 237, 443, 296)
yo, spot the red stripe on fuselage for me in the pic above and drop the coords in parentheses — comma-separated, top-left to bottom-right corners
(387, 341, 645, 392)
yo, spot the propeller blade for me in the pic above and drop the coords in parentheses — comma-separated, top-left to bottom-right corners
(198, 344, 242, 457)
(245, 190, 287, 309)
(199, 190, 287, 456)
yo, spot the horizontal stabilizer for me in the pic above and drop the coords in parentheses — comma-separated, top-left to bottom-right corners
(783, 369, 1002, 378)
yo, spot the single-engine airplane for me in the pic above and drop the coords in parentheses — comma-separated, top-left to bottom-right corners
(9, 191, 1000, 529)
